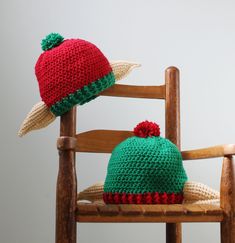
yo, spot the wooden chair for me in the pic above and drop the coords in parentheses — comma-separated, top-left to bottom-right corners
(56, 66, 235, 243)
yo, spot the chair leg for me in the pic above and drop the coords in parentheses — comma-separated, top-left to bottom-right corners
(220, 156, 235, 243)
(166, 223, 182, 243)
(221, 218, 235, 243)
(55, 149, 77, 243)
(56, 108, 77, 243)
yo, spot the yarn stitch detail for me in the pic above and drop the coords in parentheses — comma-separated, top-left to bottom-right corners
(103, 192, 184, 204)
(104, 136, 187, 196)
(41, 33, 64, 51)
(50, 71, 115, 116)
(36, 39, 112, 108)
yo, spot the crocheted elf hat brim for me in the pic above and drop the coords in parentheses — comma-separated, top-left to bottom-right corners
(77, 181, 220, 205)
(50, 71, 115, 116)
(18, 61, 140, 137)
(103, 192, 184, 204)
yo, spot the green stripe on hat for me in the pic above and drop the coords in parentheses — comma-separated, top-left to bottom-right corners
(50, 71, 115, 116)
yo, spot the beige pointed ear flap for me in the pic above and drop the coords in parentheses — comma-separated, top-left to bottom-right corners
(78, 182, 104, 202)
(18, 101, 56, 137)
(110, 61, 141, 81)
(183, 181, 219, 202)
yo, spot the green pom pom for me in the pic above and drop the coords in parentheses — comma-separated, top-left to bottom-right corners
(41, 33, 64, 51)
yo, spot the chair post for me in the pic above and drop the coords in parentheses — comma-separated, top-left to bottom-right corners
(165, 66, 182, 243)
(220, 156, 235, 243)
(56, 107, 77, 243)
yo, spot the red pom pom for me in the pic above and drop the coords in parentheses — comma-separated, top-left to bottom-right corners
(134, 121, 160, 138)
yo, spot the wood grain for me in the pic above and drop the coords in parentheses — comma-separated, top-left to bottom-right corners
(220, 156, 235, 243)
(98, 205, 119, 216)
(165, 67, 181, 243)
(100, 84, 166, 99)
(75, 130, 134, 153)
(182, 144, 235, 160)
(56, 107, 77, 243)
(57, 136, 77, 151)
(165, 66, 180, 147)
(166, 223, 182, 243)
(76, 203, 223, 223)
(76, 130, 235, 159)
(119, 205, 144, 215)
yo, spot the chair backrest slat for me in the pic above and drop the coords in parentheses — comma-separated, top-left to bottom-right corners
(73, 67, 179, 153)
(100, 84, 165, 99)
(75, 130, 134, 153)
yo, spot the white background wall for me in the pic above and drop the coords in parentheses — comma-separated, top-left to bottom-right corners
(1, 0, 235, 242)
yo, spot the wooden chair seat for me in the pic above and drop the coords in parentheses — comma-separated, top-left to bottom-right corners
(76, 202, 223, 223)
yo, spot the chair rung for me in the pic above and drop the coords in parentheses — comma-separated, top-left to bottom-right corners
(100, 84, 166, 99)
(76, 203, 223, 223)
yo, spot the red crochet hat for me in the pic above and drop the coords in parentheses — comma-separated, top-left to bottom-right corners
(18, 33, 140, 137)
(37, 33, 115, 116)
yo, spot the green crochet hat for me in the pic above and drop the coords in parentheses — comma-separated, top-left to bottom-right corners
(103, 121, 188, 204)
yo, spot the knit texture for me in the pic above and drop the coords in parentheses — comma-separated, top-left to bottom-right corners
(50, 71, 115, 116)
(18, 101, 56, 137)
(41, 33, 64, 51)
(110, 61, 141, 81)
(78, 181, 220, 205)
(35, 34, 115, 116)
(104, 121, 188, 204)
(18, 33, 142, 137)
(103, 192, 183, 204)
(104, 136, 187, 194)
(183, 181, 219, 202)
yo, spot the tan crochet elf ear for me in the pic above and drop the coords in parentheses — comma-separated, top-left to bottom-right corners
(110, 61, 141, 81)
(183, 181, 219, 201)
(18, 101, 56, 137)
(78, 182, 104, 202)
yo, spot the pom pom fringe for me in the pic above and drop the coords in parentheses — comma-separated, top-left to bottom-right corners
(134, 120, 160, 138)
(41, 33, 64, 51)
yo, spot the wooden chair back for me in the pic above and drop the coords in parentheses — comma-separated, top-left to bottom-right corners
(75, 67, 180, 153)
(56, 66, 181, 243)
